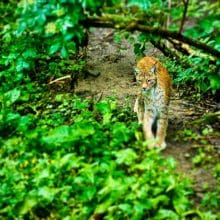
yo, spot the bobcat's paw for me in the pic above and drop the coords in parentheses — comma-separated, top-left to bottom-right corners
(155, 141, 167, 150)
(144, 139, 167, 150)
(159, 142, 167, 150)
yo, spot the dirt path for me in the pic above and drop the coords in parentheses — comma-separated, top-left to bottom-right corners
(75, 28, 219, 200)
(76, 28, 137, 100)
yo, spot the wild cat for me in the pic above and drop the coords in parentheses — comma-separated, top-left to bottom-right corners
(134, 56, 171, 148)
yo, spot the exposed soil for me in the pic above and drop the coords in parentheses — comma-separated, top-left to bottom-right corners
(73, 28, 220, 202)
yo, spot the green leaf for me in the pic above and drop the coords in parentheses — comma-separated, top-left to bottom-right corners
(42, 125, 72, 145)
(94, 199, 113, 214)
(17, 115, 33, 132)
(166, 157, 176, 169)
(37, 13, 46, 25)
(173, 195, 189, 214)
(137, 33, 149, 43)
(111, 122, 130, 146)
(95, 101, 111, 114)
(38, 186, 60, 203)
(19, 197, 38, 215)
(95, 101, 113, 124)
(36, 168, 50, 180)
(115, 148, 137, 165)
(127, 0, 151, 11)
(16, 21, 27, 36)
(200, 18, 214, 34)
(59, 153, 81, 169)
(150, 195, 169, 208)
(156, 209, 179, 220)
(118, 203, 133, 213)
(49, 43, 61, 55)
(4, 89, 21, 107)
(22, 49, 37, 59)
(113, 34, 122, 43)
(133, 201, 146, 217)
(61, 46, 68, 58)
(165, 175, 176, 192)
(16, 59, 30, 71)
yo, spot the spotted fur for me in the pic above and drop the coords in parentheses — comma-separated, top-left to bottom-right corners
(134, 56, 171, 148)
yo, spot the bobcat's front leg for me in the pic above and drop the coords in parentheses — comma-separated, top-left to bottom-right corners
(143, 111, 154, 141)
(156, 116, 168, 148)
(134, 97, 144, 124)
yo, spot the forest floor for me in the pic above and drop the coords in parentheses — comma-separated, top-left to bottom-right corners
(63, 28, 219, 205)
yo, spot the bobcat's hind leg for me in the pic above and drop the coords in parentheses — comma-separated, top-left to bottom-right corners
(143, 112, 155, 143)
(155, 116, 168, 148)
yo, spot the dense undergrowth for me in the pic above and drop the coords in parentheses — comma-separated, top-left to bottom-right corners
(0, 0, 220, 219)
(0, 88, 218, 219)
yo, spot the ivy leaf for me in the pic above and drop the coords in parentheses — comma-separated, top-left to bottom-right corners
(115, 148, 137, 165)
(95, 101, 111, 114)
(38, 186, 60, 203)
(19, 197, 38, 215)
(17, 115, 33, 132)
(16, 21, 27, 36)
(95, 101, 112, 124)
(137, 33, 149, 43)
(61, 46, 68, 58)
(150, 195, 169, 208)
(59, 153, 81, 169)
(155, 209, 179, 219)
(173, 195, 189, 214)
(49, 42, 61, 55)
(22, 49, 37, 59)
(118, 203, 133, 214)
(16, 59, 30, 72)
(4, 89, 21, 107)
(94, 199, 113, 214)
(37, 13, 46, 25)
(127, 0, 151, 11)
(42, 125, 72, 146)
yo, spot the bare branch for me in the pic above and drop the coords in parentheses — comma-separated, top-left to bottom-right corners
(48, 75, 71, 84)
(179, 0, 189, 33)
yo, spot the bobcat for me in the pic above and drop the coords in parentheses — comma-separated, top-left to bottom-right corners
(134, 56, 171, 148)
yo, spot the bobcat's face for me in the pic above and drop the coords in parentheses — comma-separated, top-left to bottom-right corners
(135, 66, 157, 93)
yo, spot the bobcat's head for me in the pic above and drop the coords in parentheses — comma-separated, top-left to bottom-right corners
(134, 64, 157, 93)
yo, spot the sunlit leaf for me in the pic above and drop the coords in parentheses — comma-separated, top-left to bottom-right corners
(49, 42, 61, 55)
(61, 46, 68, 58)
(19, 197, 38, 215)
(4, 89, 21, 107)
(156, 209, 179, 219)
(127, 0, 151, 11)
(38, 186, 60, 203)
(115, 148, 137, 165)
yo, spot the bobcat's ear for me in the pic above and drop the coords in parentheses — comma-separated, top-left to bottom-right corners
(134, 67, 140, 75)
(150, 65, 157, 74)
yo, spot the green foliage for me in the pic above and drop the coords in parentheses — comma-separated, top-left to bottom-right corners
(1, 92, 215, 219)
(123, 0, 220, 94)
(0, 0, 105, 91)
(0, 1, 219, 219)
(163, 56, 220, 94)
(199, 157, 220, 218)
(1, 0, 220, 94)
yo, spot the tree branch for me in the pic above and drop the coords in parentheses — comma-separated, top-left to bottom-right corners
(150, 39, 191, 69)
(179, 0, 189, 33)
(85, 15, 220, 58)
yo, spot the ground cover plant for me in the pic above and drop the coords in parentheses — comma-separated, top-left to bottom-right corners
(0, 92, 217, 219)
(0, 0, 220, 219)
